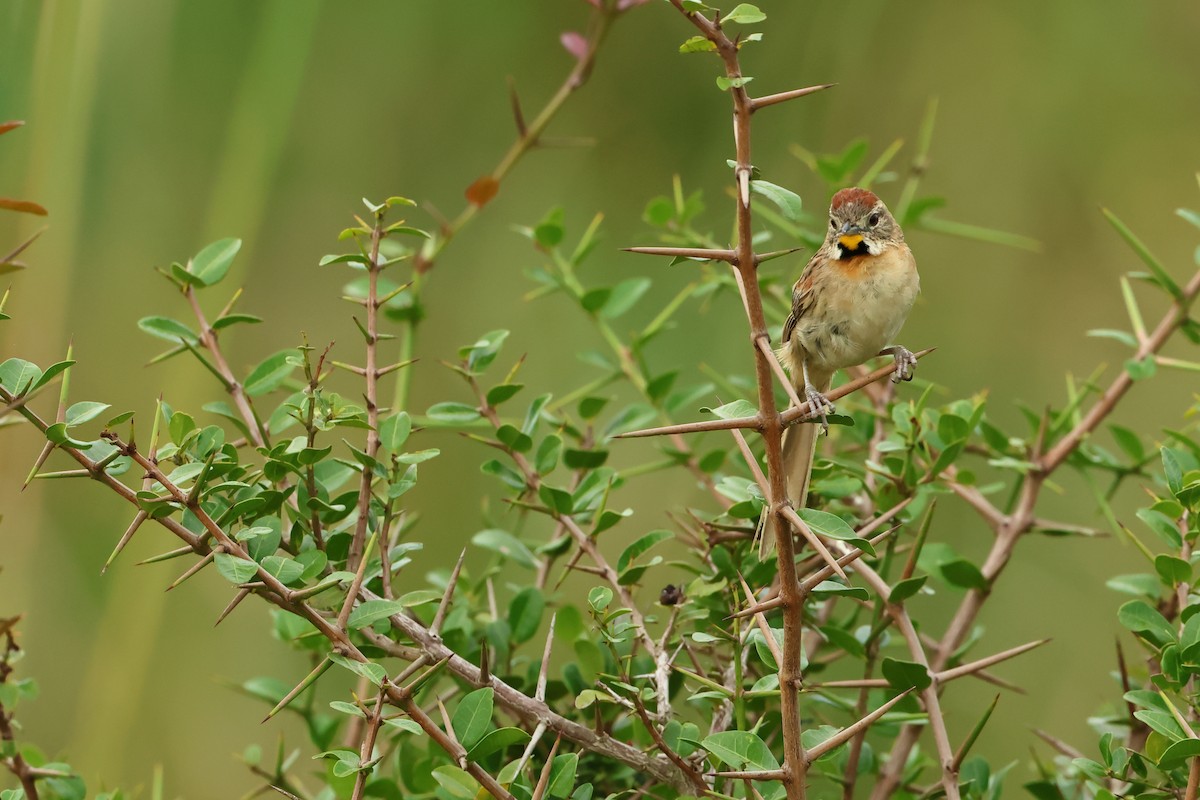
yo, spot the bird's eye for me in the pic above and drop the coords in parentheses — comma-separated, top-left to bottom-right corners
(868, 213, 880, 227)
(829, 218, 836, 229)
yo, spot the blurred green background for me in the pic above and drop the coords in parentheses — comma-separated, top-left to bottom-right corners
(2, 0, 1199, 795)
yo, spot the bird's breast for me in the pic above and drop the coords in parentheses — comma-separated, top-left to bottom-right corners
(794, 246, 919, 372)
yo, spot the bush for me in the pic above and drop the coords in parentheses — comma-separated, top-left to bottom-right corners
(3, 4, 1200, 800)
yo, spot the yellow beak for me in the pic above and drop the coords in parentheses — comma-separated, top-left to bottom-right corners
(838, 234, 864, 250)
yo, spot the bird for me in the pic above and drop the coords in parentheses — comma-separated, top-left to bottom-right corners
(761, 187, 920, 556)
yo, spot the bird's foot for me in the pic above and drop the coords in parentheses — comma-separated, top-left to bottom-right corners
(805, 384, 835, 435)
(882, 345, 917, 383)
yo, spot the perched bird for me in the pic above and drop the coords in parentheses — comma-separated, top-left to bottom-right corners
(762, 187, 920, 556)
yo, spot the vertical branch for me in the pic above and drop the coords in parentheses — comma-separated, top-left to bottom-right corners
(348, 215, 387, 570)
(664, 3, 810, 795)
(0, 624, 40, 800)
(350, 692, 386, 800)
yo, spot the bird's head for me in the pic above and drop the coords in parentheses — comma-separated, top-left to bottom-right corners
(826, 188, 902, 259)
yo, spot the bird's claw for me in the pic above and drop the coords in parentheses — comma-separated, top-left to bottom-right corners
(886, 346, 917, 384)
(805, 385, 835, 435)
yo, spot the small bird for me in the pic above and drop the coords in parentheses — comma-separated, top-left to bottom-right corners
(762, 187, 920, 555)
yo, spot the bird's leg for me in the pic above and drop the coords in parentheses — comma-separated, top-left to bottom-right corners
(879, 345, 917, 383)
(801, 360, 834, 435)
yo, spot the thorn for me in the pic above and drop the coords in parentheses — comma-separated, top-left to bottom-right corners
(478, 639, 491, 685)
(615, 413, 761, 440)
(738, 167, 751, 208)
(263, 657, 333, 722)
(936, 638, 1051, 683)
(137, 543, 194, 565)
(755, 246, 805, 264)
(166, 547, 220, 591)
(530, 734, 563, 800)
(781, 506, 848, 582)
(23, 442, 53, 488)
(749, 82, 836, 112)
(215, 587, 253, 627)
(1031, 728, 1084, 760)
(951, 694, 1000, 772)
(622, 245, 737, 263)
(536, 612, 557, 703)
(508, 76, 528, 136)
(431, 547, 467, 637)
(805, 689, 913, 763)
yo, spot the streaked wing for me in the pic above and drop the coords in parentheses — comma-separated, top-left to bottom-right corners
(781, 252, 823, 344)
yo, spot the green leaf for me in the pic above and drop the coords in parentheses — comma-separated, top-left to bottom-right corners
(189, 238, 241, 286)
(536, 434, 563, 474)
(30, 359, 75, 392)
(347, 599, 405, 629)
(451, 688, 494, 751)
(941, 559, 987, 590)
(810, 581, 869, 600)
(508, 587, 544, 643)
(215, 553, 258, 584)
(716, 76, 754, 91)
(889, 575, 928, 603)
(459, 329, 509, 373)
(704, 399, 757, 420)
(1138, 507, 1182, 547)
(328, 653, 386, 686)
(563, 448, 607, 469)
(497, 424, 533, 453)
(244, 349, 300, 396)
(64, 401, 110, 427)
(138, 316, 199, 345)
(578, 396, 609, 420)
(1157, 737, 1200, 769)
(797, 509, 856, 540)
(679, 35, 716, 54)
(1124, 356, 1156, 381)
(1155, 554, 1191, 586)
(721, 3, 766, 24)
(581, 288, 611, 313)
(260, 555, 304, 585)
(588, 586, 613, 612)
(1117, 600, 1175, 645)
(600, 277, 651, 319)
(426, 402, 481, 424)
(212, 313, 262, 330)
(1163, 447, 1185, 497)
(0, 358, 42, 394)
(396, 589, 442, 607)
(1110, 425, 1145, 462)
(45, 422, 92, 448)
(467, 726, 530, 761)
(1087, 328, 1138, 348)
(1106, 574, 1160, 597)
(432, 765, 478, 800)
(472, 529, 538, 569)
(750, 180, 802, 221)
(701, 730, 780, 771)
(881, 657, 932, 691)
(378, 412, 412, 451)
(547, 753, 579, 799)
(486, 383, 523, 407)
(617, 530, 673, 573)
(534, 208, 565, 248)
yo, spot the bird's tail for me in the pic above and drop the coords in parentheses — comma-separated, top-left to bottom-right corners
(759, 373, 830, 558)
